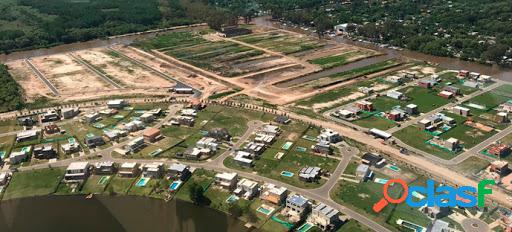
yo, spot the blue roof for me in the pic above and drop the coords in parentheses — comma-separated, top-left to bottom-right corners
(288, 194, 308, 206)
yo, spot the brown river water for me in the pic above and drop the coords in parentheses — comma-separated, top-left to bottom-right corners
(0, 195, 251, 232)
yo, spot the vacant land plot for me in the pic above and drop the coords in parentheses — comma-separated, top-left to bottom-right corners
(7, 60, 54, 100)
(331, 174, 431, 231)
(394, 111, 496, 159)
(81, 175, 111, 194)
(31, 54, 112, 94)
(292, 59, 401, 90)
(310, 50, 377, 69)
(235, 31, 325, 55)
(75, 48, 174, 89)
(108, 176, 137, 195)
(3, 168, 64, 200)
(175, 169, 215, 202)
(372, 86, 451, 113)
(297, 78, 395, 112)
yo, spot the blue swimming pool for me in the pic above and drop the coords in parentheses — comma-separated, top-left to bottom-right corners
(135, 177, 150, 187)
(169, 181, 182, 191)
(280, 171, 294, 177)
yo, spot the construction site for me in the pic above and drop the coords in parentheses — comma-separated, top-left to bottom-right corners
(6, 24, 420, 107)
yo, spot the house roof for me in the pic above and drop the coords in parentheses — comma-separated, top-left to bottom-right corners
(143, 128, 161, 137)
(169, 163, 188, 172)
(288, 194, 308, 206)
(67, 162, 89, 170)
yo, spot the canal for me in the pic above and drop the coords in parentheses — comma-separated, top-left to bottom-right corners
(0, 195, 251, 232)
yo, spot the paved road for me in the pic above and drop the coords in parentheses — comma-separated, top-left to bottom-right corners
(68, 53, 123, 89)
(208, 120, 262, 167)
(24, 58, 59, 95)
(309, 145, 358, 197)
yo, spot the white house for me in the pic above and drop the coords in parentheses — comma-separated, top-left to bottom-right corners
(9, 151, 28, 164)
(64, 162, 90, 183)
(318, 129, 342, 143)
(142, 162, 164, 178)
(386, 90, 404, 100)
(196, 137, 219, 151)
(119, 162, 140, 177)
(107, 99, 128, 109)
(234, 178, 259, 200)
(260, 183, 288, 205)
(309, 203, 340, 231)
(215, 172, 238, 190)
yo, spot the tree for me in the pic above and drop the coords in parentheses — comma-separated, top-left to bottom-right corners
(188, 182, 206, 205)
(228, 203, 243, 217)
(314, 14, 332, 38)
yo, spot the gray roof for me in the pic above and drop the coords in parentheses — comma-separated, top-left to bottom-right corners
(169, 163, 188, 172)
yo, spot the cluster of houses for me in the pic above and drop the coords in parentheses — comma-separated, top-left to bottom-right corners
(168, 108, 199, 127)
(355, 153, 386, 181)
(333, 97, 418, 122)
(233, 123, 282, 167)
(213, 171, 341, 230)
(457, 70, 492, 88)
(62, 161, 191, 184)
(312, 129, 342, 155)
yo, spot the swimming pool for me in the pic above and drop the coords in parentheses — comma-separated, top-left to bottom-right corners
(388, 165, 401, 173)
(412, 191, 425, 199)
(135, 177, 150, 187)
(296, 147, 307, 152)
(280, 171, 294, 177)
(97, 176, 110, 185)
(282, 142, 293, 150)
(374, 178, 388, 184)
(256, 205, 275, 216)
(0, 151, 5, 159)
(169, 180, 182, 191)
(225, 194, 239, 204)
(297, 222, 314, 232)
(396, 219, 426, 232)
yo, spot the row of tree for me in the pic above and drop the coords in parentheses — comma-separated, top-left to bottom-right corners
(0, 64, 23, 112)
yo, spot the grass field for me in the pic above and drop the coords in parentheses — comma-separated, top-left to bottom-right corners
(438, 72, 478, 95)
(175, 169, 215, 202)
(370, 86, 451, 113)
(393, 125, 457, 160)
(236, 31, 325, 54)
(331, 174, 431, 231)
(454, 156, 490, 175)
(3, 168, 64, 200)
(352, 113, 397, 130)
(81, 175, 110, 194)
(296, 78, 396, 110)
(438, 112, 497, 148)
(108, 176, 137, 195)
(310, 51, 371, 69)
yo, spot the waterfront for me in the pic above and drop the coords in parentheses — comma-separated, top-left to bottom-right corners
(0, 195, 250, 232)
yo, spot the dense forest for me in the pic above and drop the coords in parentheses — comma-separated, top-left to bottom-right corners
(252, 0, 512, 65)
(0, 0, 236, 53)
(1, 0, 511, 63)
(0, 64, 23, 112)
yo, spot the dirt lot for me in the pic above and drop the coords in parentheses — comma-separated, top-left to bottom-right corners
(7, 60, 55, 101)
(75, 48, 174, 89)
(113, 45, 230, 98)
(31, 54, 112, 94)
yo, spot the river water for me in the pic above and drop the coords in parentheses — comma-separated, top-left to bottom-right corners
(0, 196, 251, 232)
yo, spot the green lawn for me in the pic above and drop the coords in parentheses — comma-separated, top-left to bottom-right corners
(134, 31, 206, 50)
(335, 220, 373, 232)
(128, 178, 159, 196)
(331, 174, 431, 231)
(393, 125, 458, 160)
(0, 119, 22, 133)
(352, 114, 397, 130)
(438, 72, 478, 95)
(3, 168, 64, 200)
(454, 156, 490, 175)
(369, 86, 452, 114)
(175, 169, 215, 202)
(439, 112, 497, 148)
(81, 175, 111, 194)
(236, 32, 325, 54)
(310, 51, 370, 69)
(108, 176, 137, 195)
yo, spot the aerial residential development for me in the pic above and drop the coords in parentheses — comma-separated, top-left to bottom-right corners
(0, 1, 512, 232)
